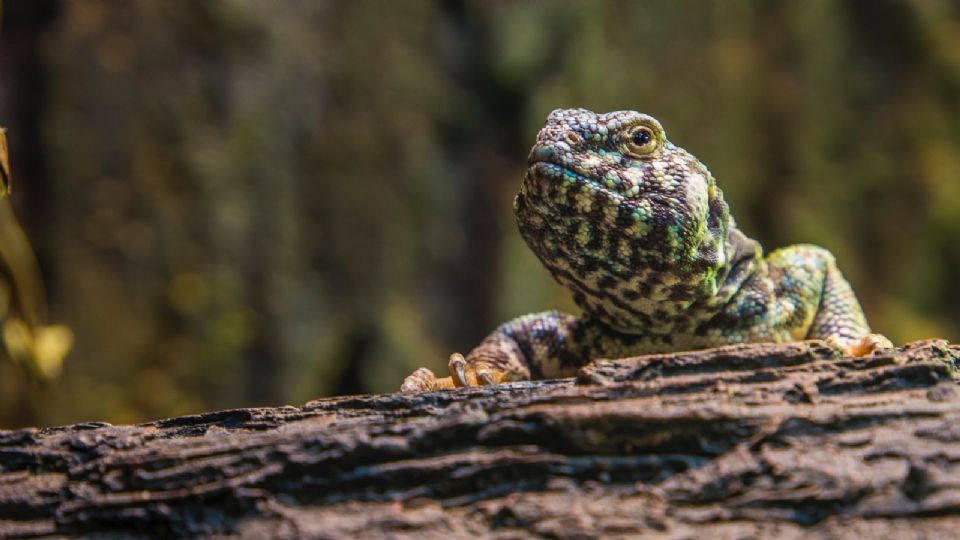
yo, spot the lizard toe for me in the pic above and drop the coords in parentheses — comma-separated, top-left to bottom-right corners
(400, 367, 456, 392)
(449, 353, 469, 387)
(447, 353, 522, 387)
(827, 333, 894, 357)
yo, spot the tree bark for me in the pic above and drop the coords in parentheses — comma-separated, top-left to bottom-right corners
(1, 339, 959, 538)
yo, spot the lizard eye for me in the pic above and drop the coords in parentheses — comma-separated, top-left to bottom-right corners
(626, 126, 658, 157)
(563, 131, 582, 145)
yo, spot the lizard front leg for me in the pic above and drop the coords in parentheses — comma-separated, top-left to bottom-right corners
(768, 245, 892, 356)
(807, 256, 893, 356)
(401, 310, 583, 392)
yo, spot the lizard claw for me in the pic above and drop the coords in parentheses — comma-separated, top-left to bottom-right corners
(449, 353, 469, 387)
(477, 369, 495, 386)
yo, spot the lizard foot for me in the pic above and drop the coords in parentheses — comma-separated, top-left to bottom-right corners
(400, 367, 456, 392)
(826, 333, 894, 357)
(400, 353, 524, 392)
(447, 353, 523, 387)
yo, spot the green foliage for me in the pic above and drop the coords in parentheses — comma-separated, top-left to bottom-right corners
(0, 127, 73, 385)
(0, 0, 958, 427)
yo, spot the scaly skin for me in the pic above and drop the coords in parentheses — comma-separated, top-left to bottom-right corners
(402, 109, 890, 391)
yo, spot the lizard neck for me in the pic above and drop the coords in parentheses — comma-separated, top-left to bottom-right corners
(708, 225, 763, 308)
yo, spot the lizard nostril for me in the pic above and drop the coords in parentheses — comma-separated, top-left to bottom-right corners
(563, 131, 582, 145)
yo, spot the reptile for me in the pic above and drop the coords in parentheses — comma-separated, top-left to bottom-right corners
(402, 108, 891, 391)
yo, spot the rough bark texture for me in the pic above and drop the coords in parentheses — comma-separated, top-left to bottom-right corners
(1, 339, 959, 539)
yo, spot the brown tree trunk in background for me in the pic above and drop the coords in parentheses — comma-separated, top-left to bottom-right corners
(0, 1, 61, 427)
(1, 340, 958, 538)
(433, 0, 570, 351)
(0, 0, 59, 237)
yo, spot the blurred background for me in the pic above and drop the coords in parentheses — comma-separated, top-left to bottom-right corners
(1, 0, 959, 428)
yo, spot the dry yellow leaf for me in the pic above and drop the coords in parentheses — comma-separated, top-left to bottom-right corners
(3, 318, 31, 370)
(0, 127, 10, 196)
(0, 201, 44, 326)
(34, 324, 74, 380)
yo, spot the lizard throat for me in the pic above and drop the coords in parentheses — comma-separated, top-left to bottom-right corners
(516, 163, 739, 334)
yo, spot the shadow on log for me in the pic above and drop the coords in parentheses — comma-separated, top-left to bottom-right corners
(1, 340, 959, 538)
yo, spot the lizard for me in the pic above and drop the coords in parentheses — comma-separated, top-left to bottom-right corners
(401, 108, 891, 391)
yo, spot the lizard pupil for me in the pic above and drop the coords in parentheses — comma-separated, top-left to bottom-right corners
(632, 129, 651, 146)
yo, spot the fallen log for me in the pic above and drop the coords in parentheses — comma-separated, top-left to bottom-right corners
(1, 339, 959, 538)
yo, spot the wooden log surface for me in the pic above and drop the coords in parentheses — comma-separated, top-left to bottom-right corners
(1, 339, 959, 538)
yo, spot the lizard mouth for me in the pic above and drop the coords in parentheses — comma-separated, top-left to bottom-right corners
(526, 160, 631, 200)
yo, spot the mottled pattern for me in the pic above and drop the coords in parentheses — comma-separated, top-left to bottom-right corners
(416, 109, 880, 386)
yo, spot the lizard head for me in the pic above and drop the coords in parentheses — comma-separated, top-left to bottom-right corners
(515, 108, 734, 332)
